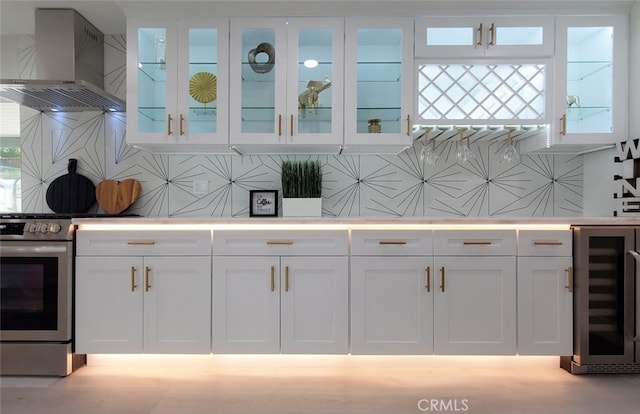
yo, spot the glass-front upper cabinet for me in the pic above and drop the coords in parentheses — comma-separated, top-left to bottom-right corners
(343, 18, 413, 153)
(552, 15, 628, 146)
(229, 18, 344, 152)
(415, 16, 554, 58)
(127, 18, 229, 150)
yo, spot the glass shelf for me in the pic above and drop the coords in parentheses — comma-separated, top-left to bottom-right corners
(138, 63, 168, 82)
(566, 61, 612, 82)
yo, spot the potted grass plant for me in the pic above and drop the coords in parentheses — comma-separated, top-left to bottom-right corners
(281, 160, 323, 217)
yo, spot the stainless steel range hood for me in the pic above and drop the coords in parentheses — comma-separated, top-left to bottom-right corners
(0, 9, 125, 112)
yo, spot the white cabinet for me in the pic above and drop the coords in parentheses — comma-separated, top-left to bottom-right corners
(229, 18, 344, 153)
(521, 15, 629, 153)
(343, 18, 414, 153)
(415, 16, 554, 58)
(126, 17, 230, 152)
(517, 230, 573, 355)
(433, 230, 517, 355)
(212, 230, 349, 354)
(75, 231, 212, 354)
(350, 230, 434, 354)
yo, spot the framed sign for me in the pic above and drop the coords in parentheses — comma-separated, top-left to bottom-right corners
(250, 190, 278, 217)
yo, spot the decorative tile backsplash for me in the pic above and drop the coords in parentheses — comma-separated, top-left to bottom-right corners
(15, 35, 583, 218)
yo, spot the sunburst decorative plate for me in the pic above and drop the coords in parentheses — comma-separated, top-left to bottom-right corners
(189, 72, 217, 104)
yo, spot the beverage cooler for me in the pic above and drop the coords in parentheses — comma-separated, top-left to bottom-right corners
(562, 226, 640, 374)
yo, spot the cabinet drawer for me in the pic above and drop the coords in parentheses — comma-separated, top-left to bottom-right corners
(213, 230, 348, 256)
(434, 230, 516, 256)
(351, 230, 433, 256)
(517, 230, 572, 256)
(76, 230, 212, 256)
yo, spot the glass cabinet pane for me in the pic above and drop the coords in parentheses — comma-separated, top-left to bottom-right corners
(240, 28, 276, 134)
(188, 28, 219, 134)
(495, 27, 543, 46)
(426, 27, 473, 47)
(356, 28, 403, 134)
(137, 28, 167, 134)
(566, 26, 614, 134)
(297, 28, 333, 135)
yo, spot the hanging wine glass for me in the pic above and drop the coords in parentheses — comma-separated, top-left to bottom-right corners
(419, 127, 433, 162)
(424, 137, 439, 165)
(456, 127, 474, 164)
(501, 126, 520, 164)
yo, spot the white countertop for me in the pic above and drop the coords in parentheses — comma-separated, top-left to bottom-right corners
(73, 216, 640, 229)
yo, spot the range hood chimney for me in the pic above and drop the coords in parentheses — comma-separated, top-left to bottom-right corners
(0, 9, 125, 112)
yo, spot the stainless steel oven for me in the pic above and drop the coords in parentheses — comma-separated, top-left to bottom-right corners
(0, 215, 85, 376)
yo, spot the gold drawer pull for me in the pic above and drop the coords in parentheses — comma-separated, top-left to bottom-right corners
(266, 241, 293, 245)
(425, 267, 431, 292)
(127, 241, 156, 246)
(534, 241, 563, 246)
(379, 241, 407, 245)
(285, 266, 290, 292)
(270, 266, 275, 292)
(463, 241, 492, 245)
(565, 267, 573, 293)
(144, 266, 151, 292)
(130, 267, 137, 292)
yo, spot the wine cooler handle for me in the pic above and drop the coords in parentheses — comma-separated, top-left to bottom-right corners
(627, 250, 640, 341)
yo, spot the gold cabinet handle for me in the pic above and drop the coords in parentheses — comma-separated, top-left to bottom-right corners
(565, 267, 573, 292)
(476, 23, 483, 46)
(285, 266, 290, 292)
(145, 266, 151, 292)
(488, 23, 496, 46)
(270, 266, 275, 292)
(278, 114, 282, 137)
(266, 241, 293, 245)
(130, 266, 137, 292)
(290, 114, 294, 138)
(560, 114, 567, 136)
(406, 115, 411, 136)
(425, 267, 431, 292)
(127, 241, 156, 246)
(167, 114, 173, 135)
(379, 240, 407, 245)
(534, 241, 563, 246)
(463, 241, 492, 245)
(179, 114, 185, 136)
(440, 266, 445, 292)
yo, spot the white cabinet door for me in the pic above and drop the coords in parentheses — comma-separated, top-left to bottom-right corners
(351, 257, 434, 354)
(213, 256, 280, 353)
(127, 17, 229, 150)
(280, 256, 349, 354)
(343, 17, 413, 153)
(434, 256, 516, 355)
(143, 256, 211, 353)
(229, 18, 344, 152)
(76, 257, 143, 354)
(517, 257, 573, 355)
(415, 16, 553, 58)
(522, 15, 628, 153)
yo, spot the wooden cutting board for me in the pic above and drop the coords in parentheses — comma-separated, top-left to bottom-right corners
(95, 179, 141, 214)
(46, 159, 96, 214)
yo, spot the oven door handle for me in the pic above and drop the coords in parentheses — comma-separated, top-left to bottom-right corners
(627, 250, 640, 342)
(0, 245, 69, 254)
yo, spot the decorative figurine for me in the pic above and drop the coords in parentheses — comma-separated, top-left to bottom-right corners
(566, 95, 581, 107)
(298, 75, 332, 117)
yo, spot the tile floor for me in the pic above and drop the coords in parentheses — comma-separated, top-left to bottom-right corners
(1, 355, 640, 414)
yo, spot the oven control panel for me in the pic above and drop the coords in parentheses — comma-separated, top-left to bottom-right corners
(0, 218, 73, 241)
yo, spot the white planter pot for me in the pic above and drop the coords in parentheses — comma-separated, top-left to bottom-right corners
(282, 198, 322, 217)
